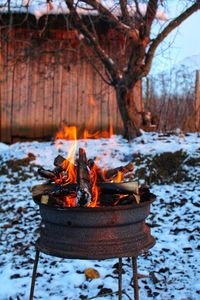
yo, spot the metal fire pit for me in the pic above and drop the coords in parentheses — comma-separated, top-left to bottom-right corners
(30, 197, 156, 300)
(35, 199, 155, 259)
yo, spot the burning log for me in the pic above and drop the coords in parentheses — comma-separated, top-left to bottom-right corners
(54, 155, 66, 167)
(34, 148, 153, 207)
(76, 148, 92, 207)
(97, 181, 139, 195)
(104, 162, 134, 180)
(53, 155, 76, 177)
(32, 183, 76, 199)
(32, 181, 141, 203)
(88, 160, 134, 182)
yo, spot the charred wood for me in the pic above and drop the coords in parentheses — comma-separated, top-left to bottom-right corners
(88, 160, 134, 182)
(54, 155, 66, 167)
(32, 183, 76, 199)
(38, 167, 56, 180)
(76, 148, 92, 207)
(32, 181, 141, 199)
(98, 181, 139, 195)
(104, 162, 134, 180)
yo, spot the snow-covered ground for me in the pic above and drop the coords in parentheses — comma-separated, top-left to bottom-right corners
(0, 132, 200, 300)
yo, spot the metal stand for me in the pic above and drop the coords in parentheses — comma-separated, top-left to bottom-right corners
(29, 250, 139, 300)
(29, 249, 40, 300)
(118, 258, 122, 300)
(132, 257, 139, 300)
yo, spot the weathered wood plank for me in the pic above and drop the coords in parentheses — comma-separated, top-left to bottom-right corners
(60, 49, 69, 129)
(0, 36, 14, 142)
(34, 56, 45, 138)
(52, 60, 61, 135)
(43, 51, 54, 137)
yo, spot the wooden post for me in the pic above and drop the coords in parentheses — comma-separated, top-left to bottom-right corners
(195, 70, 200, 131)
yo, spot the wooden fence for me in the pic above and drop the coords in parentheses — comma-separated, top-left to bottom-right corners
(0, 28, 142, 143)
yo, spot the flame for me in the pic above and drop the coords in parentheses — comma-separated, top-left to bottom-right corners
(89, 162, 99, 207)
(54, 120, 119, 207)
(56, 125, 113, 140)
(65, 192, 76, 207)
(56, 125, 78, 140)
(115, 171, 123, 183)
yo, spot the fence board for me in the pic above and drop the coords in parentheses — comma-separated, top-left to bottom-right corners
(0, 38, 14, 142)
(43, 54, 54, 137)
(34, 57, 45, 138)
(60, 50, 70, 127)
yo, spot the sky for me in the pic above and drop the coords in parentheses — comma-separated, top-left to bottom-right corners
(150, 3, 200, 74)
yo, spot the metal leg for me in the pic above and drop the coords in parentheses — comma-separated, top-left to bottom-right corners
(132, 257, 139, 300)
(29, 249, 40, 300)
(118, 258, 122, 300)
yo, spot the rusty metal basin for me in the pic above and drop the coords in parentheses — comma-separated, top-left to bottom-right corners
(34, 198, 155, 260)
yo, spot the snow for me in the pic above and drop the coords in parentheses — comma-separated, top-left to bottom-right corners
(0, 0, 168, 20)
(0, 132, 200, 299)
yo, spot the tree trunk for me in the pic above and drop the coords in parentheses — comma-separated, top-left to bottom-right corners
(116, 84, 142, 140)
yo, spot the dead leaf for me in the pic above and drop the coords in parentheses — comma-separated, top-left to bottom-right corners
(84, 268, 100, 279)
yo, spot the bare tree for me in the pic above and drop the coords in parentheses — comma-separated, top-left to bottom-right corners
(63, 0, 200, 139)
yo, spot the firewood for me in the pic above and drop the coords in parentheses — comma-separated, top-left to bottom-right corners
(53, 155, 76, 178)
(97, 181, 139, 195)
(32, 183, 76, 198)
(32, 181, 140, 199)
(76, 148, 92, 207)
(54, 155, 66, 167)
(88, 159, 106, 182)
(104, 162, 134, 180)
(88, 160, 134, 182)
(38, 167, 56, 179)
(114, 195, 136, 206)
(41, 195, 49, 204)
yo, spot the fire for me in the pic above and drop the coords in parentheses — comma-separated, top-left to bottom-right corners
(115, 171, 123, 183)
(55, 125, 78, 140)
(89, 161, 99, 207)
(53, 123, 133, 207)
(55, 125, 104, 207)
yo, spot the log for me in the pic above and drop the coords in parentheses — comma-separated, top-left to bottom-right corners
(32, 183, 76, 198)
(88, 160, 134, 182)
(32, 181, 140, 199)
(38, 167, 56, 179)
(88, 159, 106, 182)
(104, 162, 134, 180)
(76, 148, 92, 207)
(54, 154, 76, 175)
(97, 181, 139, 195)
(54, 155, 66, 167)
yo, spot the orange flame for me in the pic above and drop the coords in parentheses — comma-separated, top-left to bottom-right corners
(89, 162, 99, 207)
(54, 121, 116, 207)
(56, 125, 113, 140)
(65, 193, 76, 207)
(56, 125, 78, 140)
(115, 171, 123, 183)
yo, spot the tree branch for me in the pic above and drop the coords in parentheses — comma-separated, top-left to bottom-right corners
(119, 0, 131, 23)
(144, 0, 158, 36)
(144, 1, 200, 75)
(65, 0, 120, 83)
(83, 0, 139, 41)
